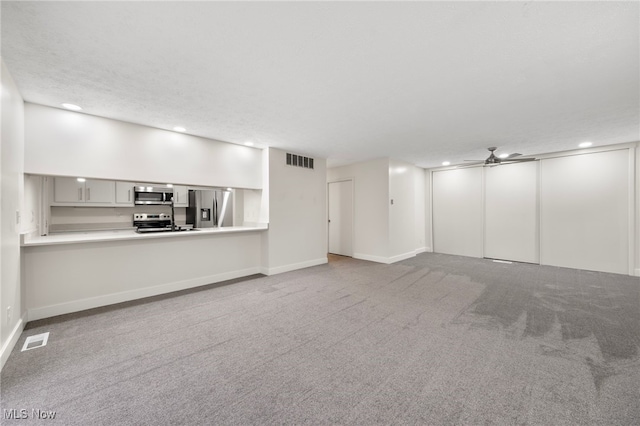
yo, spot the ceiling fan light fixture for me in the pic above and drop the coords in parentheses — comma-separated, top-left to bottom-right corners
(499, 153, 509, 159)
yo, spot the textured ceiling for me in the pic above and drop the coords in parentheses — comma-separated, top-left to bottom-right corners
(2, 2, 638, 168)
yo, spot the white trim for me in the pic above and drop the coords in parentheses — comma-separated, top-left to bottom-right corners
(1, 313, 26, 371)
(353, 251, 416, 264)
(388, 251, 417, 263)
(353, 252, 390, 264)
(415, 247, 428, 254)
(261, 257, 328, 276)
(635, 268, 640, 277)
(27, 267, 261, 321)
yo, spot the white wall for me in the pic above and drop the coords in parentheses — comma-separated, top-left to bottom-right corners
(328, 159, 389, 262)
(23, 232, 263, 320)
(328, 158, 426, 264)
(24, 103, 263, 189)
(22, 174, 42, 236)
(1, 60, 25, 369)
(262, 148, 327, 274)
(388, 159, 417, 262)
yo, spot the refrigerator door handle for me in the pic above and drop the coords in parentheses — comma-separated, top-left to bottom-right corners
(213, 196, 218, 227)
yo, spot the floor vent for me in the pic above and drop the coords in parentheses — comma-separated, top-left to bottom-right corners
(286, 153, 314, 169)
(21, 332, 50, 351)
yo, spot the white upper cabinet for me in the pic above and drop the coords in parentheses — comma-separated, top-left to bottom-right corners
(172, 185, 189, 207)
(115, 181, 135, 206)
(84, 179, 114, 204)
(52, 177, 115, 206)
(53, 177, 84, 203)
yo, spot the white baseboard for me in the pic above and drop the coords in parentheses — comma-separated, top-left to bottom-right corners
(424, 246, 433, 253)
(635, 268, 640, 277)
(353, 251, 416, 264)
(415, 247, 428, 255)
(1, 313, 26, 371)
(388, 251, 417, 263)
(261, 257, 328, 276)
(27, 267, 261, 322)
(353, 253, 390, 264)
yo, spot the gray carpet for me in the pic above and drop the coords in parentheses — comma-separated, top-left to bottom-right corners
(2, 253, 639, 425)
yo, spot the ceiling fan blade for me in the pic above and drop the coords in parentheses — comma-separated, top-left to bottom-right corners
(506, 153, 522, 158)
(456, 163, 484, 169)
(463, 159, 484, 162)
(500, 158, 536, 163)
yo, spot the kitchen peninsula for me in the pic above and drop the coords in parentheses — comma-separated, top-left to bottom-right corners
(22, 223, 268, 321)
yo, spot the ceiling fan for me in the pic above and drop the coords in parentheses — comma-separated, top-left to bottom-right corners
(459, 147, 536, 167)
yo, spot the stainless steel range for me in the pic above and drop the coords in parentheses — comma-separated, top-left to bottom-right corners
(133, 213, 173, 233)
(133, 213, 196, 233)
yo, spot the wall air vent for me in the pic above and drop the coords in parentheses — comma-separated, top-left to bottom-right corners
(286, 153, 314, 170)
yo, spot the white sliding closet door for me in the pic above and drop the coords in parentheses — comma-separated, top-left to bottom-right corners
(540, 149, 630, 274)
(432, 167, 483, 258)
(484, 161, 539, 263)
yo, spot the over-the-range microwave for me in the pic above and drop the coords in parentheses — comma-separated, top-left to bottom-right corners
(134, 185, 174, 205)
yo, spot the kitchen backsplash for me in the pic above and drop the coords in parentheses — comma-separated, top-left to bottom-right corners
(50, 205, 187, 233)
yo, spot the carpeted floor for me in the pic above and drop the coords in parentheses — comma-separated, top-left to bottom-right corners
(2, 253, 639, 425)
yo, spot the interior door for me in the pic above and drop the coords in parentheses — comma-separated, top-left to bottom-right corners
(540, 149, 629, 274)
(432, 167, 483, 257)
(484, 161, 539, 263)
(328, 180, 353, 256)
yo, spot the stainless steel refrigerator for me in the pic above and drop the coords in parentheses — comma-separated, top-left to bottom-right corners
(186, 189, 233, 228)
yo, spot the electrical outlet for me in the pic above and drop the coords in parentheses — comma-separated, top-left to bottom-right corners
(7, 306, 12, 323)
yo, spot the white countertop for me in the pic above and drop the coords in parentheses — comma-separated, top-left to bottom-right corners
(22, 224, 268, 247)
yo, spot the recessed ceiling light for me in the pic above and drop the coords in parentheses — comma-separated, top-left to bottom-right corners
(76, 177, 86, 182)
(61, 103, 82, 111)
(166, 184, 173, 188)
(173, 126, 186, 132)
(579, 141, 592, 148)
(499, 153, 509, 159)
(442, 161, 450, 166)
(244, 142, 254, 146)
